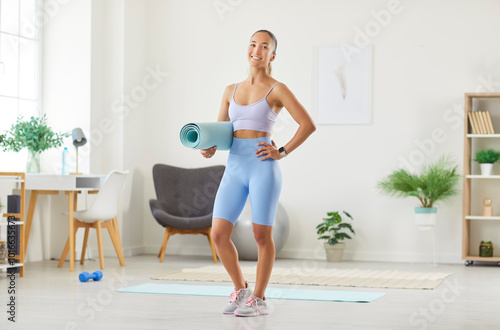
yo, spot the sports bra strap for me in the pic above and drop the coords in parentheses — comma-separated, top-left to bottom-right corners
(265, 82, 279, 98)
(232, 82, 279, 101)
(232, 83, 238, 99)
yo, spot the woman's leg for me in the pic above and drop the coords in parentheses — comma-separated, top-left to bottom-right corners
(211, 218, 246, 290)
(247, 151, 281, 299)
(252, 223, 275, 298)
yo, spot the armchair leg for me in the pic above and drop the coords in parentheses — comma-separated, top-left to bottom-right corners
(156, 226, 219, 263)
(206, 228, 218, 263)
(159, 228, 171, 263)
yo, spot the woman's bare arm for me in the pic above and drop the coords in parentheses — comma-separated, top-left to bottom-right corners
(256, 83, 316, 160)
(277, 83, 316, 155)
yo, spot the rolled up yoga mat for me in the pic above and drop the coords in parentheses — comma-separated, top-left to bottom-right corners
(179, 122, 234, 150)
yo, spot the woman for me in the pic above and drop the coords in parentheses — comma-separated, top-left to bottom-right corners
(201, 30, 316, 317)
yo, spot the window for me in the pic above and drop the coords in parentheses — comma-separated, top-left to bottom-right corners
(0, 0, 41, 169)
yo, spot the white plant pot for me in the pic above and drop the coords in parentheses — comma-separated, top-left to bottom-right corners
(415, 207, 437, 231)
(324, 242, 346, 262)
(480, 163, 494, 176)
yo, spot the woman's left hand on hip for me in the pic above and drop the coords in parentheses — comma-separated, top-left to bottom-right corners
(256, 140, 283, 161)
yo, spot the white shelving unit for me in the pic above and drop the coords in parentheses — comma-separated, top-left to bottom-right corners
(0, 221, 25, 225)
(0, 263, 23, 271)
(465, 216, 500, 221)
(466, 175, 500, 179)
(0, 173, 25, 276)
(466, 134, 500, 138)
(463, 93, 500, 266)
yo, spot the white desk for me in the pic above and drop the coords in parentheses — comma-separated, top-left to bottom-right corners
(25, 174, 106, 272)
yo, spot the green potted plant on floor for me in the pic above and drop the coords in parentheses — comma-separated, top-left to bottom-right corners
(1, 115, 69, 173)
(377, 156, 460, 230)
(316, 211, 355, 262)
(474, 149, 500, 176)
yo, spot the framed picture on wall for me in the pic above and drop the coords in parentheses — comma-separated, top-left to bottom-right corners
(316, 45, 372, 124)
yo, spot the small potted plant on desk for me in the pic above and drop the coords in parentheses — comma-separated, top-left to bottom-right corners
(316, 211, 355, 262)
(377, 156, 460, 230)
(474, 149, 500, 176)
(0, 115, 69, 173)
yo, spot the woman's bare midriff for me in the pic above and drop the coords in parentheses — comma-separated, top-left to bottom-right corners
(234, 130, 271, 139)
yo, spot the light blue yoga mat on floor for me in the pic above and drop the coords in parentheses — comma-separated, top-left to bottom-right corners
(116, 283, 385, 303)
(180, 122, 234, 150)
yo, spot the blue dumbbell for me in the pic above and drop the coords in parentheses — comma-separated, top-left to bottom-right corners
(79, 271, 103, 282)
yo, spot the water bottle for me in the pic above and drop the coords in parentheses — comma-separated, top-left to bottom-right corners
(62, 148, 70, 175)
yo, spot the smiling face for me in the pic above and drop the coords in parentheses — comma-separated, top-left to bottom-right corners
(248, 31, 276, 71)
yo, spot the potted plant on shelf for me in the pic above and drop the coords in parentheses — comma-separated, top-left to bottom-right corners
(474, 149, 500, 176)
(377, 156, 460, 230)
(1, 115, 69, 173)
(316, 211, 355, 262)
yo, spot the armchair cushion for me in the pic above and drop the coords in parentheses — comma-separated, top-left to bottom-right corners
(150, 164, 225, 230)
(149, 199, 213, 230)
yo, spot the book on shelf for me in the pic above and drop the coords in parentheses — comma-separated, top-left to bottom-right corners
(478, 111, 487, 134)
(475, 112, 483, 133)
(468, 111, 495, 134)
(471, 111, 483, 134)
(485, 111, 495, 134)
(479, 111, 493, 134)
(468, 112, 479, 134)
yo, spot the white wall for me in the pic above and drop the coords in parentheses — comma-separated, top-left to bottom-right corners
(42, 0, 91, 175)
(37, 0, 500, 264)
(121, 0, 147, 255)
(135, 0, 500, 264)
(88, 0, 128, 257)
(35, 0, 92, 262)
(34, 0, 129, 261)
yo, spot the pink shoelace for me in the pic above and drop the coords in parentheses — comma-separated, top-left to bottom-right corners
(228, 290, 241, 303)
(243, 297, 260, 313)
(229, 282, 248, 304)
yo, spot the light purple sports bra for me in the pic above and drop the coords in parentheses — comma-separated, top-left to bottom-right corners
(228, 82, 279, 133)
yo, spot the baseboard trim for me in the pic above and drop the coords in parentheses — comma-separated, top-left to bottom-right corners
(85, 245, 145, 258)
(122, 245, 145, 257)
(143, 245, 214, 258)
(277, 247, 463, 264)
(142, 245, 464, 264)
(80, 244, 465, 265)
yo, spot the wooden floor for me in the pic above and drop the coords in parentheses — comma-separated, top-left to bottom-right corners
(0, 254, 499, 329)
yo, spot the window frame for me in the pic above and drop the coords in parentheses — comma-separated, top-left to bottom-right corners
(0, 0, 43, 170)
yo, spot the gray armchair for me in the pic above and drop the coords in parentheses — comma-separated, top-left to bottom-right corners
(149, 164, 225, 263)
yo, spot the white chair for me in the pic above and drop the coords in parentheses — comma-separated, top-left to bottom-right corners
(58, 170, 129, 270)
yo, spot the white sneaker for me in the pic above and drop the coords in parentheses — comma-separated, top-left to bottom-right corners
(222, 281, 252, 314)
(234, 295, 268, 317)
